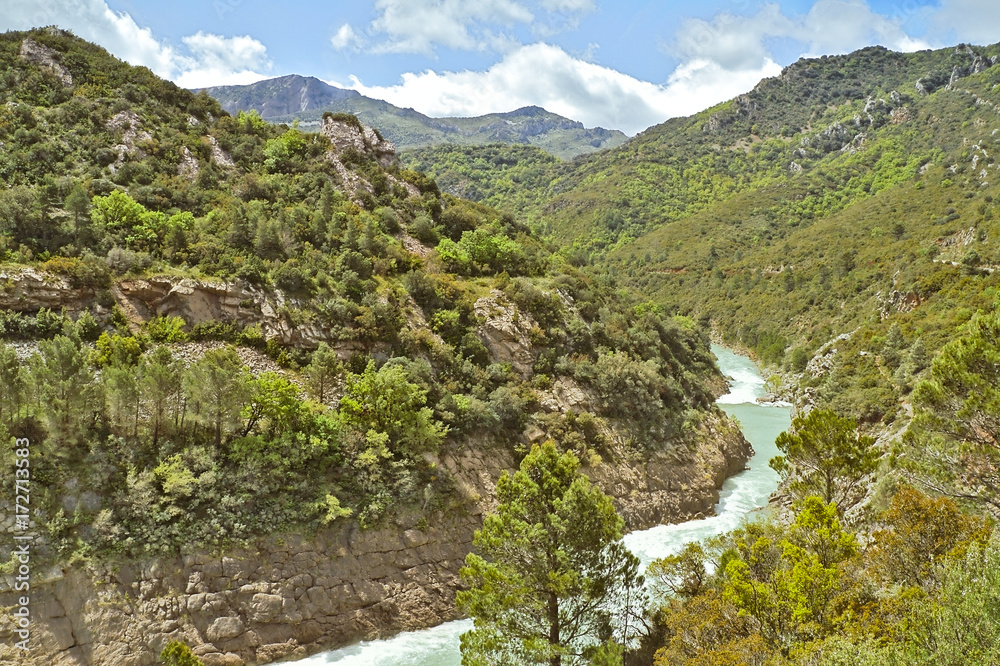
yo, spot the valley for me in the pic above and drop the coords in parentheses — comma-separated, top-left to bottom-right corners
(0, 23, 999, 666)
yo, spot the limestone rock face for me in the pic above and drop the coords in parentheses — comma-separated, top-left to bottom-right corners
(0, 267, 92, 314)
(473, 290, 537, 377)
(19, 38, 72, 86)
(320, 116, 418, 203)
(0, 513, 482, 665)
(106, 110, 152, 173)
(321, 116, 397, 169)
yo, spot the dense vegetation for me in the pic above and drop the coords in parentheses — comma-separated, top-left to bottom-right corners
(0, 28, 723, 566)
(634, 308, 1000, 664)
(413, 45, 1000, 410)
(402, 42, 1000, 665)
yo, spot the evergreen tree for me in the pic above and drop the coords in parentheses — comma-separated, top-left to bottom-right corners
(770, 409, 878, 509)
(140, 346, 183, 450)
(458, 442, 645, 666)
(909, 310, 1000, 513)
(305, 342, 342, 403)
(64, 182, 91, 248)
(0, 343, 25, 425)
(31, 334, 95, 447)
(184, 347, 249, 446)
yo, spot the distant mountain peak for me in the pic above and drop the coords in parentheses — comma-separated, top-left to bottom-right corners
(198, 76, 627, 159)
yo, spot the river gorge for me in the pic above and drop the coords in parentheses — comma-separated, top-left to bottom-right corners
(294, 345, 792, 665)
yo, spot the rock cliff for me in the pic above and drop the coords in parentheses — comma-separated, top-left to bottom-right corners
(0, 422, 748, 665)
(0, 271, 751, 665)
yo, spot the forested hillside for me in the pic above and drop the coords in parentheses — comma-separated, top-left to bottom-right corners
(415, 43, 1000, 414)
(408, 42, 1000, 665)
(0, 28, 728, 571)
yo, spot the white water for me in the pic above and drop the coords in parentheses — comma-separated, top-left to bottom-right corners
(294, 345, 790, 665)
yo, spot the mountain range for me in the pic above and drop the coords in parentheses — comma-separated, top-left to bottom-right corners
(198, 74, 628, 159)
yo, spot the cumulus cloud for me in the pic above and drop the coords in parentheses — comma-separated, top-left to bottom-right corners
(671, 0, 930, 71)
(0, 0, 272, 88)
(331, 23, 365, 51)
(2, 0, 179, 76)
(174, 32, 273, 88)
(339, 42, 780, 135)
(540, 0, 596, 12)
(369, 0, 535, 55)
(928, 0, 1000, 46)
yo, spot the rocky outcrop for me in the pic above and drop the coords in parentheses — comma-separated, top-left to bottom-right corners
(114, 276, 322, 349)
(473, 290, 537, 377)
(0, 267, 94, 314)
(321, 116, 397, 169)
(320, 115, 419, 204)
(591, 412, 751, 530)
(19, 38, 72, 86)
(178, 146, 200, 181)
(106, 111, 152, 174)
(0, 513, 482, 666)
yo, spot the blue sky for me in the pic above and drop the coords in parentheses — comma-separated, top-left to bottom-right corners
(4, 1, 1000, 134)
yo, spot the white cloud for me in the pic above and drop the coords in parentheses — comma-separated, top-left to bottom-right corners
(540, 0, 596, 12)
(174, 32, 273, 88)
(331, 23, 365, 51)
(339, 42, 780, 135)
(2, 0, 178, 76)
(672, 0, 930, 72)
(929, 0, 1000, 46)
(797, 0, 931, 55)
(368, 0, 535, 54)
(0, 0, 272, 88)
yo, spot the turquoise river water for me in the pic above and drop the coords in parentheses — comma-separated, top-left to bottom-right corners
(294, 345, 792, 665)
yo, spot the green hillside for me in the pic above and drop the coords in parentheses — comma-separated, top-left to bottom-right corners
(0, 28, 723, 563)
(407, 44, 1000, 664)
(414, 44, 1000, 407)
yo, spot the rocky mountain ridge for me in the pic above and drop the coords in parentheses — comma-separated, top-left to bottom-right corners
(198, 75, 628, 159)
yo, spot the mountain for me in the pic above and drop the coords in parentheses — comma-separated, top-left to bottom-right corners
(199, 74, 628, 159)
(0, 28, 746, 664)
(415, 43, 1000, 413)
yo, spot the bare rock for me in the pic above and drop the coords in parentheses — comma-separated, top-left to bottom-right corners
(537, 377, 592, 413)
(208, 136, 236, 169)
(106, 111, 152, 174)
(473, 290, 537, 377)
(20, 38, 72, 86)
(248, 594, 283, 623)
(178, 146, 200, 181)
(206, 617, 245, 643)
(321, 116, 397, 168)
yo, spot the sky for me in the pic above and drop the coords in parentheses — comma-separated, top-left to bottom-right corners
(3, 1, 1000, 135)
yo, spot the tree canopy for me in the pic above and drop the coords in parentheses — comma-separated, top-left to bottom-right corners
(770, 409, 878, 508)
(458, 441, 645, 666)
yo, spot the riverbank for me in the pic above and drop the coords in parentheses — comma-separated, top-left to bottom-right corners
(292, 345, 791, 665)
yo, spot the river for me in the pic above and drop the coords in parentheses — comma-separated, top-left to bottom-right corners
(294, 345, 791, 665)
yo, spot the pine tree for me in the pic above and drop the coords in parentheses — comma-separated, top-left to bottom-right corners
(0, 343, 25, 425)
(184, 347, 249, 446)
(770, 409, 878, 509)
(140, 346, 183, 450)
(31, 334, 95, 448)
(305, 342, 342, 403)
(458, 442, 645, 666)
